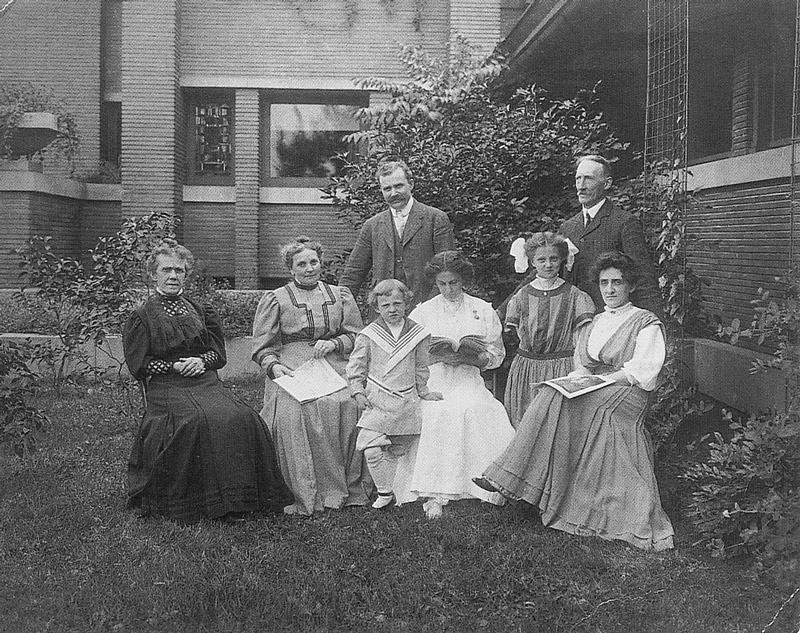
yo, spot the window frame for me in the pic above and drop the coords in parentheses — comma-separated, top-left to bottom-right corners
(186, 90, 236, 186)
(261, 89, 369, 188)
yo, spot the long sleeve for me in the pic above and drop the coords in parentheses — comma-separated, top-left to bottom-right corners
(620, 324, 665, 390)
(346, 333, 371, 396)
(569, 325, 594, 378)
(414, 336, 432, 397)
(504, 291, 520, 332)
(123, 310, 153, 381)
(339, 222, 374, 297)
(199, 303, 227, 370)
(332, 286, 363, 354)
(484, 309, 506, 370)
(251, 291, 282, 375)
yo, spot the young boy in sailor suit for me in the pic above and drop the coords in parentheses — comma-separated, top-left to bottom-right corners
(347, 279, 443, 509)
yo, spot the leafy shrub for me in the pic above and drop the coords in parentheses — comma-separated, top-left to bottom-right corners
(15, 211, 177, 388)
(0, 291, 59, 335)
(0, 340, 48, 457)
(682, 268, 800, 587)
(324, 38, 631, 304)
(646, 341, 713, 453)
(205, 289, 264, 339)
(682, 411, 800, 586)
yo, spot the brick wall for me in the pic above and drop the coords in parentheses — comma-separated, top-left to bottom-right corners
(258, 203, 357, 282)
(731, 50, 755, 156)
(234, 90, 261, 289)
(687, 180, 791, 326)
(0, 0, 101, 177)
(0, 189, 80, 287)
(180, 0, 450, 83)
(121, 0, 183, 221)
(182, 202, 236, 279)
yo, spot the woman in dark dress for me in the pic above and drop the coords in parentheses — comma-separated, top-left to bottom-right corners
(123, 239, 293, 522)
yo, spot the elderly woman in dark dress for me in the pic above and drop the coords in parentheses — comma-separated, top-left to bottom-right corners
(123, 239, 292, 522)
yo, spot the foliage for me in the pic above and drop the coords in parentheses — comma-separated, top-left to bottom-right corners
(0, 291, 59, 335)
(0, 340, 48, 457)
(646, 341, 713, 453)
(82, 159, 121, 184)
(615, 163, 710, 451)
(614, 162, 707, 338)
(683, 268, 800, 588)
(324, 38, 631, 304)
(682, 411, 800, 587)
(0, 81, 79, 169)
(15, 212, 177, 389)
(204, 289, 264, 339)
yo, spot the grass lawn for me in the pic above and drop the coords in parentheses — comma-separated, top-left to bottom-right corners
(0, 378, 795, 633)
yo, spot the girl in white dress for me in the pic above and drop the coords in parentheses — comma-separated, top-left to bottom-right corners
(394, 251, 516, 519)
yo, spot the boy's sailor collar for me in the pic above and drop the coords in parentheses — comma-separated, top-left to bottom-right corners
(360, 317, 428, 375)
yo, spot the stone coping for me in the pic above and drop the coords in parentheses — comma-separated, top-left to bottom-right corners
(0, 171, 121, 201)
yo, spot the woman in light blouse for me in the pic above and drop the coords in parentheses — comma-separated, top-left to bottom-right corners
(476, 251, 674, 550)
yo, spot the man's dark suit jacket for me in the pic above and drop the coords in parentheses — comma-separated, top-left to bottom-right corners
(339, 199, 455, 308)
(559, 199, 662, 316)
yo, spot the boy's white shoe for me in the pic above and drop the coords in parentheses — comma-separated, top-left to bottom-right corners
(372, 492, 395, 510)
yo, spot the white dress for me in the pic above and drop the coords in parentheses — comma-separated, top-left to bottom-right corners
(394, 294, 515, 507)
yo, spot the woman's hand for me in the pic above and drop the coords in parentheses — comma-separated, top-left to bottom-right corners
(420, 391, 444, 401)
(174, 357, 205, 377)
(353, 393, 372, 411)
(272, 364, 294, 378)
(312, 339, 337, 359)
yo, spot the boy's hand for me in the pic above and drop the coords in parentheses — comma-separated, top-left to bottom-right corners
(353, 393, 372, 411)
(420, 391, 443, 401)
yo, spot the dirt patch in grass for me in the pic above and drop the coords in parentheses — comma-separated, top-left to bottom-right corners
(0, 381, 796, 633)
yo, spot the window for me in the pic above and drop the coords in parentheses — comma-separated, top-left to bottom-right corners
(100, 100, 121, 170)
(688, 0, 795, 163)
(755, 0, 795, 149)
(186, 91, 234, 185)
(264, 91, 368, 185)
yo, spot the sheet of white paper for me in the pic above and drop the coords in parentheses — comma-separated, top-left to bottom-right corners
(273, 357, 348, 403)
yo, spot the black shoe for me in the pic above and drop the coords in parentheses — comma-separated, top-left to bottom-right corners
(472, 477, 498, 493)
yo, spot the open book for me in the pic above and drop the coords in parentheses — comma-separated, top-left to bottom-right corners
(543, 374, 615, 399)
(273, 357, 348, 403)
(429, 334, 488, 355)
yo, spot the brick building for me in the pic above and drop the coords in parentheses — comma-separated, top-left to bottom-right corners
(0, 0, 509, 288)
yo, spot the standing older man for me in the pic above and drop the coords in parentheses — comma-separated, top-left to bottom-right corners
(559, 155, 662, 316)
(340, 159, 455, 309)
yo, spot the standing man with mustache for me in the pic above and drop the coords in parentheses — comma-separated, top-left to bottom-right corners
(340, 159, 456, 310)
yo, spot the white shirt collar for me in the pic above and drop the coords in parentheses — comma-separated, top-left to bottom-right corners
(603, 301, 634, 316)
(583, 198, 606, 220)
(390, 196, 414, 218)
(156, 288, 184, 297)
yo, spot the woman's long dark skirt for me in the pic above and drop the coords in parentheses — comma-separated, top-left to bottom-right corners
(128, 371, 293, 521)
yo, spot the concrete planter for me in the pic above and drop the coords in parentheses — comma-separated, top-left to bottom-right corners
(0, 333, 262, 381)
(683, 338, 788, 414)
(8, 112, 60, 157)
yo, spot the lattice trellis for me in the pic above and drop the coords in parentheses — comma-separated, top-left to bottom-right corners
(791, 0, 800, 265)
(644, 0, 688, 170)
